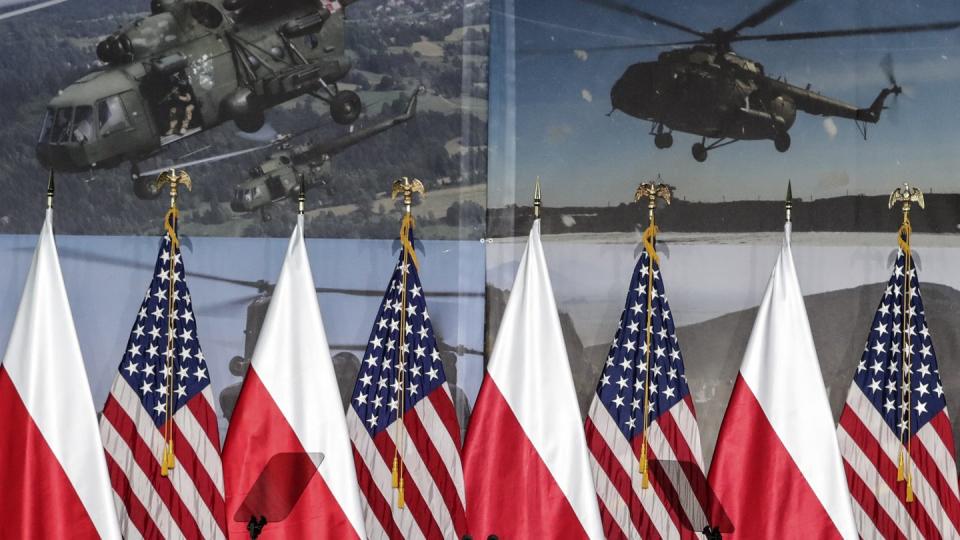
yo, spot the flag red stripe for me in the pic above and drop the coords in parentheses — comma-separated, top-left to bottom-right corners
(403, 407, 467, 534)
(630, 435, 698, 536)
(102, 396, 205, 540)
(907, 427, 960, 532)
(655, 407, 712, 519)
(371, 430, 445, 540)
(839, 406, 941, 538)
(842, 458, 907, 540)
(596, 495, 629, 540)
(0, 368, 101, 539)
(352, 446, 405, 539)
(105, 450, 165, 540)
(584, 418, 665, 539)
(929, 413, 958, 463)
(428, 390, 462, 448)
(709, 377, 843, 539)
(170, 420, 227, 530)
(187, 395, 221, 453)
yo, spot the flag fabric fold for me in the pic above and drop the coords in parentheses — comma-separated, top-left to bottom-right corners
(463, 219, 605, 539)
(99, 213, 227, 539)
(837, 240, 960, 538)
(585, 226, 713, 539)
(708, 223, 859, 539)
(223, 215, 366, 538)
(0, 209, 121, 539)
(346, 221, 467, 539)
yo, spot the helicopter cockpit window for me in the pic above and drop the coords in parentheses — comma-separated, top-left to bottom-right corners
(50, 107, 73, 143)
(37, 109, 53, 143)
(98, 95, 131, 136)
(70, 106, 95, 143)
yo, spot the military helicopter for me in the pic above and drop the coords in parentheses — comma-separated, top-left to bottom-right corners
(35, 0, 365, 197)
(230, 90, 419, 219)
(139, 91, 421, 219)
(582, 0, 960, 161)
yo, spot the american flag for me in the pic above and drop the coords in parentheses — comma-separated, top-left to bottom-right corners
(346, 230, 467, 539)
(99, 226, 227, 539)
(837, 247, 960, 539)
(585, 246, 713, 539)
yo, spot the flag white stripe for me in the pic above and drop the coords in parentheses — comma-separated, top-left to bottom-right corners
(111, 492, 144, 540)
(101, 415, 185, 540)
(647, 405, 709, 529)
(848, 493, 885, 540)
(589, 452, 643, 540)
(418, 395, 467, 505)
(669, 400, 705, 470)
(387, 408, 457, 538)
(837, 426, 912, 538)
(348, 408, 425, 540)
(915, 421, 960, 499)
(173, 392, 224, 497)
(112, 379, 224, 539)
(846, 389, 958, 539)
(588, 398, 680, 539)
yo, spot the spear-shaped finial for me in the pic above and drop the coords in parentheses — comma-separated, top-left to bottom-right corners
(46, 170, 55, 209)
(785, 179, 793, 223)
(533, 176, 542, 219)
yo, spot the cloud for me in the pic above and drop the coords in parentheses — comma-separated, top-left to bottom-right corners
(817, 170, 850, 190)
(573, 49, 589, 62)
(822, 118, 838, 139)
(581, 89, 593, 103)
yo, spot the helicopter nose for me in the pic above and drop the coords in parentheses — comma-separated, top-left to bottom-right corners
(36, 142, 87, 172)
(611, 63, 655, 114)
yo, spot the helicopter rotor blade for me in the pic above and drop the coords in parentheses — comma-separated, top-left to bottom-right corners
(880, 52, 897, 87)
(139, 142, 278, 177)
(732, 20, 960, 44)
(578, 0, 705, 39)
(523, 39, 704, 55)
(726, 0, 799, 36)
(0, 0, 68, 22)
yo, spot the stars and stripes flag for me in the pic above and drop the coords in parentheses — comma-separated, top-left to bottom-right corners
(346, 225, 467, 539)
(99, 217, 227, 539)
(584, 237, 714, 539)
(837, 245, 960, 539)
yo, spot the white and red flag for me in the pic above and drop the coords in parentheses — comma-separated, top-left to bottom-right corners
(99, 212, 227, 539)
(837, 231, 960, 538)
(708, 222, 859, 539)
(223, 215, 366, 538)
(585, 220, 715, 539)
(346, 219, 467, 539)
(0, 209, 121, 539)
(463, 219, 605, 539)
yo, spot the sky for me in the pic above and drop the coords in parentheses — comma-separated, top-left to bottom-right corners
(488, 0, 960, 206)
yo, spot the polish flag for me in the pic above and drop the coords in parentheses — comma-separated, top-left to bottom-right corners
(223, 216, 366, 538)
(464, 219, 604, 539)
(707, 223, 858, 539)
(0, 209, 121, 539)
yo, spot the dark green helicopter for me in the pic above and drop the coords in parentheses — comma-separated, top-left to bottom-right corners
(35, 0, 364, 198)
(583, 0, 960, 161)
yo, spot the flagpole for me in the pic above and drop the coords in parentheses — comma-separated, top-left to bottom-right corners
(390, 176, 424, 509)
(156, 168, 193, 477)
(888, 182, 924, 503)
(633, 178, 673, 489)
(533, 177, 541, 219)
(785, 180, 793, 224)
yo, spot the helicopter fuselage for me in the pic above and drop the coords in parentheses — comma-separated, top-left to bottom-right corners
(36, 0, 352, 175)
(611, 47, 895, 151)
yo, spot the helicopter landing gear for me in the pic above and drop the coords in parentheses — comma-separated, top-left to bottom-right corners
(330, 90, 362, 125)
(654, 132, 673, 149)
(131, 164, 163, 200)
(650, 123, 673, 149)
(691, 142, 707, 162)
(690, 137, 738, 162)
(774, 131, 791, 153)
